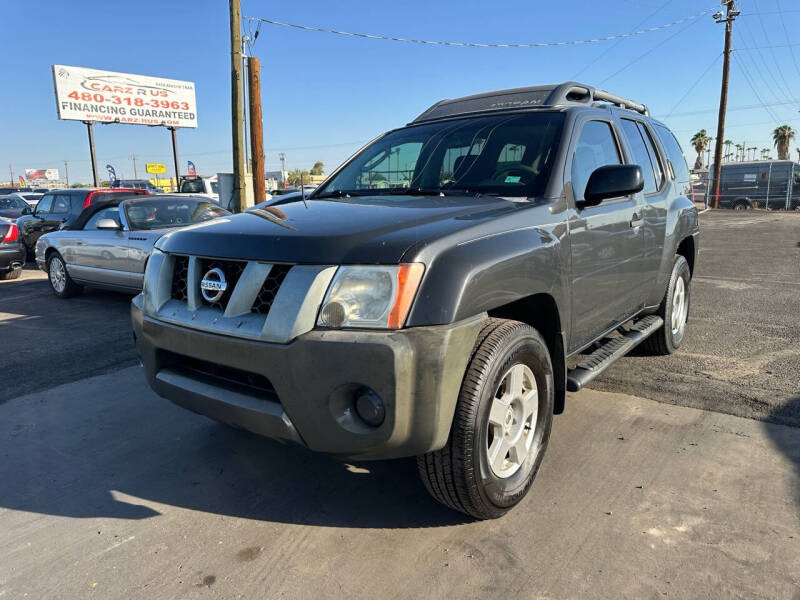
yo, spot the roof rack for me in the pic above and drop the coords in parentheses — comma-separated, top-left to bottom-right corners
(410, 81, 649, 124)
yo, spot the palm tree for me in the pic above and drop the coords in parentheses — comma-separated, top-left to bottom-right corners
(691, 130, 712, 169)
(772, 125, 796, 160)
(735, 143, 744, 162)
(724, 139, 733, 161)
(796, 147, 800, 163)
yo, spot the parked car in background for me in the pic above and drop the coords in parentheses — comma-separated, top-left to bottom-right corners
(37, 195, 230, 297)
(709, 160, 800, 210)
(178, 175, 219, 202)
(17, 188, 148, 256)
(112, 179, 161, 193)
(0, 195, 33, 219)
(11, 192, 45, 207)
(0, 217, 25, 280)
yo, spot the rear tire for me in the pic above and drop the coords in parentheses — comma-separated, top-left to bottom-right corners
(47, 252, 82, 298)
(417, 318, 554, 520)
(0, 268, 22, 280)
(641, 255, 691, 355)
(733, 201, 748, 211)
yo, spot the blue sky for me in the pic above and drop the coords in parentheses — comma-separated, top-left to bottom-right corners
(2, 0, 799, 184)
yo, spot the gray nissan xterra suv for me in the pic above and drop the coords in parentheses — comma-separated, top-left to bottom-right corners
(131, 82, 699, 519)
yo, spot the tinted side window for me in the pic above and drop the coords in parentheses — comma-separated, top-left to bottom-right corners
(620, 119, 657, 194)
(638, 123, 665, 189)
(53, 194, 71, 213)
(571, 121, 622, 201)
(36, 194, 54, 214)
(653, 124, 690, 185)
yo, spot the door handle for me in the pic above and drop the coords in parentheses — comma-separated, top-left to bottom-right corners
(630, 213, 644, 228)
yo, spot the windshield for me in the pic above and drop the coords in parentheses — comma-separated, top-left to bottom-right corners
(316, 112, 564, 198)
(125, 199, 229, 230)
(180, 179, 205, 193)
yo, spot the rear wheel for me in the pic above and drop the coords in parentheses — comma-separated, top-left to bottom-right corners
(417, 318, 554, 520)
(641, 255, 691, 355)
(733, 200, 748, 211)
(0, 268, 21, 280)
(47, 253, 82, 298)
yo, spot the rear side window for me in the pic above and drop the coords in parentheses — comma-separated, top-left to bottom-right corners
(53, 194, 71, 213)
(653, 124, 690, 185)
(571, 120, 622, 201)
(620, 119, 664, 194)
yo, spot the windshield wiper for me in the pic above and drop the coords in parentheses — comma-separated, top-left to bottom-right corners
(384, 187, 447, 196)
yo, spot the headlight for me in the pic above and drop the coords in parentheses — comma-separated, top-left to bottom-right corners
(317, 264, 424, 329)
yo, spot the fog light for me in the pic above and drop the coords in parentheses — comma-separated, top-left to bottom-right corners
(319, 300, 348, 328)
(355, 387, 385, 427)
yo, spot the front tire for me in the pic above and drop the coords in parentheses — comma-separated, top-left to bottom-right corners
(642, 255, 691, 355)
(47, 253, 82, 298)
(418, 318, 554, 520)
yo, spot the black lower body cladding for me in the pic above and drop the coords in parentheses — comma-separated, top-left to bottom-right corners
(132, 297, 486, 460)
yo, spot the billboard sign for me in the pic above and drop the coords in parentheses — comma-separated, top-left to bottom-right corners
(146, 163, 167, 174)
(25, 168, 60, 181)
(52, 65, 197, 128)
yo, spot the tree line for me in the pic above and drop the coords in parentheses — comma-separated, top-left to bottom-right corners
(690, 125, 798, 169)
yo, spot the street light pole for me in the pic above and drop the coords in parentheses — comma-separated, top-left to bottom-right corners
(710, 1, 740, 208)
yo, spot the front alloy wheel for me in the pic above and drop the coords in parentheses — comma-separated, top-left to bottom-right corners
(418, 318, 554, 520)
(47, 253, 82, 298)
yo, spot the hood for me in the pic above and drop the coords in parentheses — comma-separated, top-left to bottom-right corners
(155, 195, 521, 264)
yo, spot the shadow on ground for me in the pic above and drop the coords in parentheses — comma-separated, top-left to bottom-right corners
(0, 379, 469, 529)
(766, 395, 800, 513)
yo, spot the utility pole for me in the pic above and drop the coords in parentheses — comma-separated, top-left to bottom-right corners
(248, 55, 265, 203)
(229, 0, 246, 212)
(710, 1, 740, 208)
(9, 164, 13, 188)
(279, 152, 286, 188)
(63, 160, 69, 187)
(131, 154, 138, 179)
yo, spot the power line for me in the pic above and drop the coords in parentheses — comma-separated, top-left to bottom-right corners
(655, 98, 800, 118)
(732, 51, 781, 122)
(775, 0, 800, 87)
(598, 13, 705, 85)
(571, 0, 676, 79)
(751, 0, 799, 109)
(664, 52, 722, 118)
(244, 7, 717, 49)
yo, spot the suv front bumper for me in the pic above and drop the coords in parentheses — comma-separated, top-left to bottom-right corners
(132, 296, 484, 460)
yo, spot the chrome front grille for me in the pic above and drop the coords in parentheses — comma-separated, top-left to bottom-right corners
(143, 251, 337, 344)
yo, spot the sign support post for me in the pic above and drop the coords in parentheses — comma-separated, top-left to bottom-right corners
(168, 126, 180, 192)
(84, 121, 99, 187)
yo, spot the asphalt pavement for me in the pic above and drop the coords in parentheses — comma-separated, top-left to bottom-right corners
(1, 367, 797, 599)
(593, 210, 800, 427)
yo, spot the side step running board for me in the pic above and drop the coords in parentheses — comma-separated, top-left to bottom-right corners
(566, 315, 663, 392)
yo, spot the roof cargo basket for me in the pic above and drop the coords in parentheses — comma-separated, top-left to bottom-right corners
(410, 81, 649, 124)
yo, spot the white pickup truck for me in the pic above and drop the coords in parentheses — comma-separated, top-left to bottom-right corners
(177, 176, 219, 203)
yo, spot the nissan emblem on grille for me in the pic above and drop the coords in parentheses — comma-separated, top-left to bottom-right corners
(200, 267, 227, 303)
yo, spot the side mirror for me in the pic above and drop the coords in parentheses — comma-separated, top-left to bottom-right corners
(579, 164, 644, 208)
(22, 206, 32, 215)
(96, 218, 122, 230)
